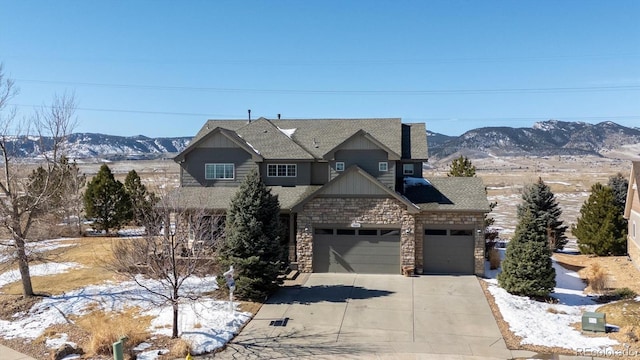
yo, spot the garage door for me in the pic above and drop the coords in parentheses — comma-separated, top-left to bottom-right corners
(423, 228, 475, 274)
(313, 228, 400, 274)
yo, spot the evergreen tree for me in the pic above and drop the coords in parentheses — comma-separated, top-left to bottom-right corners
(608, 173, 628, 215)
(517, 177, 568, 250)
(498, 210, 556, 297)
(447, 155, 476, 177)
(572, 183, 627, 256)
(124, 169, 158, 228)
(218, 168, 285, 301)
(84, 164, 132, 234)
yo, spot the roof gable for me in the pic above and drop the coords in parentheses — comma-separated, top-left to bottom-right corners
(292, 165, 419, 213)
(625, 161, 640, 218)
(323, 129, 401, 160)
(174, 127, 263, 162)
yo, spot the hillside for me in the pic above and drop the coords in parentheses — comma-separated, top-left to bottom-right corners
(428, 120, 640, 161)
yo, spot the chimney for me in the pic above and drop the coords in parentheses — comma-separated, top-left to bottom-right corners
(248, 109, 251, 123)
(277, 113, 281, 119)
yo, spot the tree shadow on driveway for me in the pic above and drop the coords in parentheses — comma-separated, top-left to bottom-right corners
(267, 284, 394, 305)
(215, 328, 380, 360)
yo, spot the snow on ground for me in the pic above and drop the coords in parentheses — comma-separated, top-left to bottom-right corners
(484, 249, 618, 350)
(0, 262, 82, 288)
(117, 227, 146, 237)
(0, 238, 76, 263)
(0, 274, 251, 357)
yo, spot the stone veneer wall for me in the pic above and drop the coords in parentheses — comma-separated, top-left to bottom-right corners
(296, 197, 415, 273)
(415, 212, 486, 276)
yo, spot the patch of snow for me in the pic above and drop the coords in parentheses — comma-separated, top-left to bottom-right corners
(484, 251, 618, 350)
(546, 181, 572, 186)
(0, 274, 250, 356)
(137, 349, 169, 360)
(244, 141, 261, 155)
(404, 177, 431, 187)
(45, 333, 76, 349)
(133, 342, 153, 351)
(0, 262, 82, 288)
(118, 227, 146, 237)
(486, 284, 617, 350)
(276, 127, 296, 138)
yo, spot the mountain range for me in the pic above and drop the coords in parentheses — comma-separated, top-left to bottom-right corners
(2, 120, 639, 161)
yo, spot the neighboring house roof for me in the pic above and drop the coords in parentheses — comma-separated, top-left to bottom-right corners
(292, 165, 420, 213)
(624, 161, 640, 219)
(177, 117, 428, 161)
(406, 177, 492, 212)
(166, 185, 321, 212)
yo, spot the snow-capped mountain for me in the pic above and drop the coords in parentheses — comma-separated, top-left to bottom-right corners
(2, 133, 192, 160)
(428, 120, 640, 160)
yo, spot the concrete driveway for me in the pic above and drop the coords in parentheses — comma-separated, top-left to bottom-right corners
(215, 274, 529, 359)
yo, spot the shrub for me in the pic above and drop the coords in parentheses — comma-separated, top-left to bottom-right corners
(74, 308, 151, 358)
(488, 248, 501, 270)
(587, 263, 608, 294)
(612, 287, 637, 300)
(169, 339, 192, 357)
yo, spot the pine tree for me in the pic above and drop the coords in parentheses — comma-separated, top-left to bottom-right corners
(572, 183, 627, 256)
(218, 168, 285, 301)
(84, 164, 133, 234)
(608, 173, 628, 216)
(498, 210, 556, 297)
(517, 177, 568, 250)
(124, 169, 158, 228)
(447, 155, 476, 177)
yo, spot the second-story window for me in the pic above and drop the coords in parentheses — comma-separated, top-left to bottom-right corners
(403, 164, 414, 175)
(267, 164, 297, 177)
(378, 162, 388, 172)
(205, 163, 234, 180)
(335, 162, 345, 172)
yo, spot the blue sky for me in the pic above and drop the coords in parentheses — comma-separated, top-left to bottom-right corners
(1, 1, 638, 137)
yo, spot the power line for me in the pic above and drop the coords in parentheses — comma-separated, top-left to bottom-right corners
(8, 103, 639, 122)
(14, 79, 640, 95)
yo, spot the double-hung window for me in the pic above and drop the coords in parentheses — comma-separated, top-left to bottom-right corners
(267, 164, 297, 177)
(205, 163, 234, 180)
(403, 164, 414, 175)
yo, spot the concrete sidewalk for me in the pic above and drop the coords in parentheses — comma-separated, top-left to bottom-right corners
(0, 344, 37, 360)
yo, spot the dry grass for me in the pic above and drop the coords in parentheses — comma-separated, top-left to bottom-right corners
(168, 338, 192, 358)
(0, 237, 131, 295)
(597, 300, 640, 328)
(488, 248, 501, 270)
(586, 263, 609, 294)
(72, 307, 153, 359)
(546, 307, 567, 315)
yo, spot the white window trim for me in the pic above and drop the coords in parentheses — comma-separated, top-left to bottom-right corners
(267, 164, 297, 177)
(335, 161, 345, 172)
(378, 162, 388, 172)
(205, 163, 235, 180)
(403, 164, 414, 175)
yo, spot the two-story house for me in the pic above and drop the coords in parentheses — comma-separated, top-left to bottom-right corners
(624, 161, 640, 266)
(172, 117, 491, 275)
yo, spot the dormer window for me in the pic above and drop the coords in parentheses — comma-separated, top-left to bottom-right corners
(378, 162, 388, 172)
(205, 163, 234, 180)
(267, 164, 297, 177)
(403, 164, 414, 175)
(335, 162, 345, 172)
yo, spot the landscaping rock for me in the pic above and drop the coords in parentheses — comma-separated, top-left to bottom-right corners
(51, 343, 83, 360)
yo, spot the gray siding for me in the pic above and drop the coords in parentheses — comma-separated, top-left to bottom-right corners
(321, 170, 389, 196)
(180, 147, 255, 187)
(331, 149, 395, 189)
(261, 162, 312, 186)
(311, 163, 329, 185)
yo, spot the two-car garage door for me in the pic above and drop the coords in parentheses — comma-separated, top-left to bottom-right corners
(313, 228, 400, 274)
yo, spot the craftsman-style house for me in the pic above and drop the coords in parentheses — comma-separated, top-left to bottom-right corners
(624, 161, 640, 265)
(172, 117, 491, 275)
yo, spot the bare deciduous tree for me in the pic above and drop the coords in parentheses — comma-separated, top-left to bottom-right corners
(0, 64, 78, 297)
(110, 194, 222, 338)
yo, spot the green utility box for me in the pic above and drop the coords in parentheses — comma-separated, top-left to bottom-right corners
(582, 312, 606, 332)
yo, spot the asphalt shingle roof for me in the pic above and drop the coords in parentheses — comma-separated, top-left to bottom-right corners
(181, 117, 426, 161)
(407, 177, 491, 212)
(167, 185, 321, 211)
